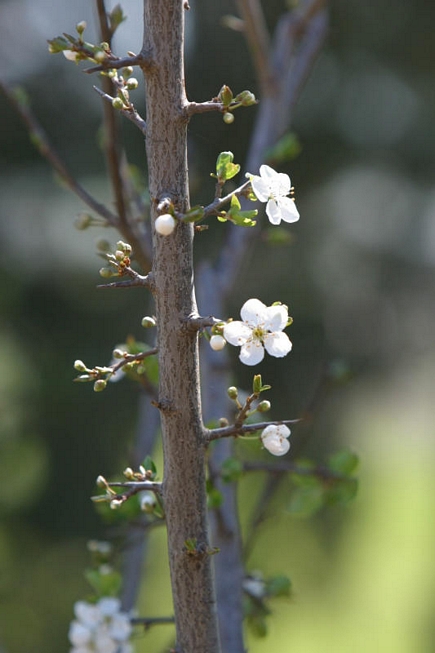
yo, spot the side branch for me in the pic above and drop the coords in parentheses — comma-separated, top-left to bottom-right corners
(93, 86, 147, 135)
(207, 419, 300, 442)
(0, 81, 119, 225)
(84, 50, 154, 74)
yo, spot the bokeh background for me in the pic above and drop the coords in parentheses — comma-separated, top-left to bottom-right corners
(1, 0, 435, 651)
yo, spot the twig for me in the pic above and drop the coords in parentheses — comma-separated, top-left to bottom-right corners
(131, 616, 175, 628)
(207, 419, 300, 442)
(84, 51, 151, 74)
(108, 481, 162, 494)
(235, 0, 274, 96)
(93, 86, 147, 135)
(0, 81, 119, 225)
(202, 181, 251, 219)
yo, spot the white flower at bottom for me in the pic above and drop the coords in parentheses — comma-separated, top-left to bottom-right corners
(223, 298, 292, 366)
(261, 424, 291, 456)
(249, 164, 300, 225)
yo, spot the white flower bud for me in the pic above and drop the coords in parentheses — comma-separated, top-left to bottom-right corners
(74, 359, 87, 372)
(110, 499, 123, 510)
(126, 77, 139, 90)
(141, 316, 156, 328)
(155, 214, 176, 236)
(210, 334, 226, 351)
(63, 50, 79, 62)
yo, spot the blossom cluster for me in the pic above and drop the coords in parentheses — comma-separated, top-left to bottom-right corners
(69, 598, 133, 653)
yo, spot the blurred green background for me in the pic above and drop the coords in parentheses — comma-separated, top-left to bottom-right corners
(1, 0, 435, 651)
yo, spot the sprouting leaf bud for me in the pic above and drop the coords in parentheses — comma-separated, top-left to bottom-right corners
(141, 316, 156, 328)
(155, 214, 176, 236)
(112, 97, 125, 110)
(99, 267, 114, 278)
(210, 335, 226, 351)
(123, 66, 134, 76)
(236, 90, 257, 106)
(96, 475, 107, 488)
(126, 77, 139, 90)
(74, 212, 92, 230)
(76, 21, 87, 34)
(94, 379, 107, 392)
(227, 386, 238, 400)
(223, 112, 235, 124)
(74, 359, 87, 372)
(257, 400, 271, 413)
(110, 499, 123, 510)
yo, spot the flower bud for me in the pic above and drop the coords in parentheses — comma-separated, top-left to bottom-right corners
(74, 359, 87, 372)
(116, 240, 132, 253)
(96, 475, 107, 488)
(112, 97, 125, 110)
(123, 467, 134, 479)
(210, 335, 226, 351)
(235, 90, 256, 106)
(93, 379, 107, 392)
(110, 499, 123, 510)
(74, 212, 92, 230)
(141, 316, 156, 328)
(94, 50, 107, 63)
(257, 400, 271, 413)
(123, 66, 134, 76)
(155, 214, 176, 236)
(114, 249, 125, 261)
(76, 21, 87, 34)
(227, 386, 238, 400)
(126, 77, 138, 90)
(99, 267, 114, 278)
(223, 112, 234, 124)
(96, 238, 111, 253)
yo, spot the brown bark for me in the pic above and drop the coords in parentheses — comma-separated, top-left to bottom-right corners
(141, 2, 220, 651)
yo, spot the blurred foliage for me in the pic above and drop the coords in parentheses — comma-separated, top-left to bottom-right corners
(1, 0, 435, 652)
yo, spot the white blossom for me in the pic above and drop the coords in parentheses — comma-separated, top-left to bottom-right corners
(261, 424, 291, 456)
(155, 214, 176, 236)
(63, 50, 80, 62)
(249, 164, 300, 225)
(69, 598, 133, 653)
(223, 298, 292, 366)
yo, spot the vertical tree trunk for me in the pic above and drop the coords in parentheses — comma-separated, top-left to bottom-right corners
(141, 2, 220, 652)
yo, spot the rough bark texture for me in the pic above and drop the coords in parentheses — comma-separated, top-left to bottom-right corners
(141, 2, 220, 652)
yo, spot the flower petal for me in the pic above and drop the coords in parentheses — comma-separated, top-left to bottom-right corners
(98, 597, 121, 617)
(239, 340, 265, 366)
(69, 622, 93, 646)
(262, 424, 290, 439)
(264, 332, 292, 358)
(262, 433, 290, 456)
(265, 199, 282, 225)
(223, 321, 251, 346)
(240, 298, 268, 325)
(250, 176, 271, 203)
(264, 304, 288, 332)
(277, 196, 300, 223)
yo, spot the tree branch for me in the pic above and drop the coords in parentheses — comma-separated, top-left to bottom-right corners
(207, 419, 300, 442)
(93, 86, 147, 135)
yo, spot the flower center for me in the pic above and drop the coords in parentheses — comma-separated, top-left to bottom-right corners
(252, 325, 266, 341)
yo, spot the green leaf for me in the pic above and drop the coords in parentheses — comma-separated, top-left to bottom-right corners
(218, 85, 233, 107)
(252, 374, 262, 394)
(287, 482, 324, 518)
(183, 205, 205, 222)
(265, 575, 292, 598)
(207, 486, 223, 508)
(47, 36, 70, 53)
(142, 456, 157, 476)
(109, 4, 127, 32)
(264, 132, 302, 165)
(84, 568, 122, 598)
(325, 478, 358, 506)
(220, 457, 243, 483)
(216, 151, 240, 182)
(328, 449, 359, 475)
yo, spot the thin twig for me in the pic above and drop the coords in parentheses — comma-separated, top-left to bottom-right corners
(207, 419, 300, 442)
(0, 81, 119, 225)
(93, 85, 147, 135)
(235, 0, 274, 96)
(84, 51, 151, 74)
(131, 616, 175, 628)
